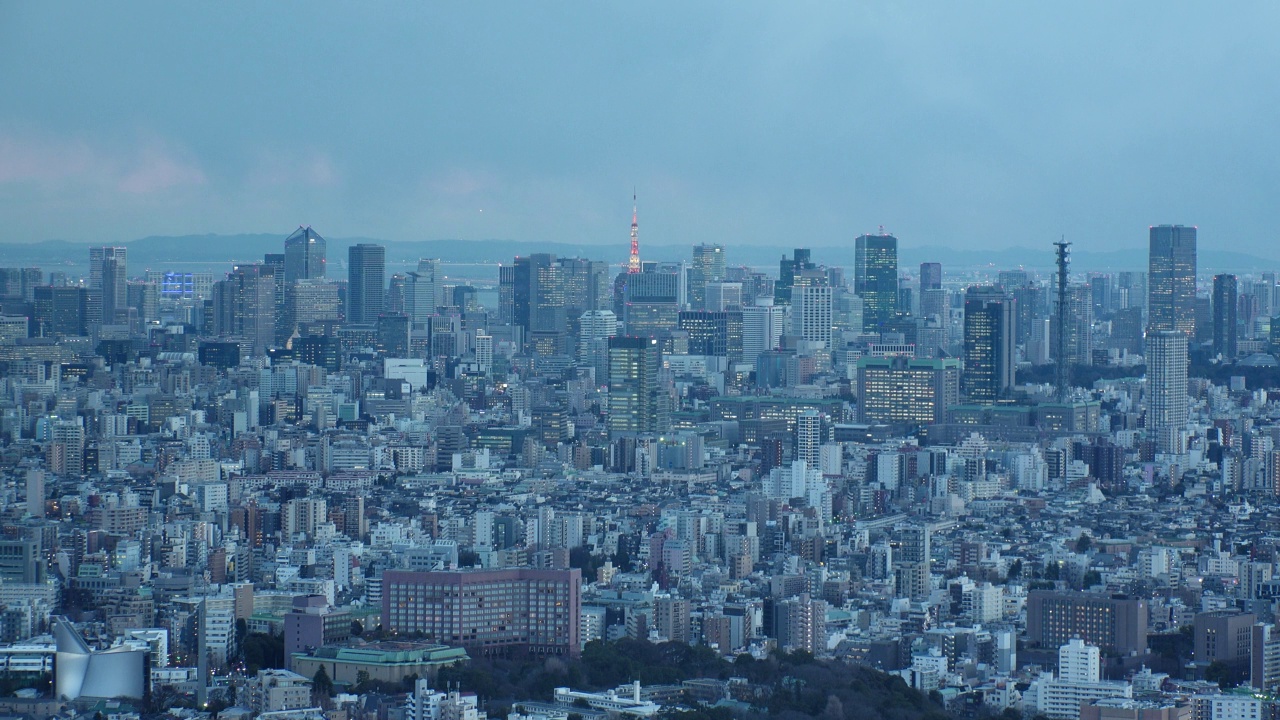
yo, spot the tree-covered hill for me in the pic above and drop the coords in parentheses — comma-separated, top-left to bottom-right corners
(435, 638, 951, 720)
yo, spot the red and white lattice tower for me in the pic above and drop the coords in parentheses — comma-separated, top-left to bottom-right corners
(628, 192, 640, 274)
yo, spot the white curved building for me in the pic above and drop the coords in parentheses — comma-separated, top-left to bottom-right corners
(53, 617, 147, 701)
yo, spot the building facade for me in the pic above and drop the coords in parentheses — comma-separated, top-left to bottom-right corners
(854, 233, 899, 332)
(1148, 225, 1197, 336)
(381, 568, 581, 657)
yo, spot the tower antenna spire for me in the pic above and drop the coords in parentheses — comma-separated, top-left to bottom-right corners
(628, 190, 641, 274)
(1053, 237, 1072, 401)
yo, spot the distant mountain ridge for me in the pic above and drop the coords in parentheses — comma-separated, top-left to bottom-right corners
(6, 234, 1276, 273)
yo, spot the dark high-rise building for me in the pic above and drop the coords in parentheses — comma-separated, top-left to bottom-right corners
(1012, 285, 1047, 346)
(500, 254, 567, 352)
(1148, 225, 1197, 336)
(375, 313, 410, 357)
(1118, 271, 1146, 310)
(854, 233, 898, 332)
(962, 286, 1015, 403)
(1088, 274, 1113, 318)
(623, 267, 680, 338)
(284, 226, 326, 282)
(211, 264, 277, 355)
(89, 246, 127, 324)
(677, 310, 743, 359)
(1110, 307, 1145, 354)
(608, 336, 665, 437)
(998, 269, 1030, 290)
(775, 249, 813, 304)
(1051, 285, 1093, 368)
(527, 255, 565, 331)
(294, 336, 340, 371)
(347, 243, 386, 324)
(557, 258, 610, 317)
(0, 267, 43, 302)
(919, 262, 942, 293)
(406, 259, 439, 327)
(263, 253, 289, 343)
(499, 261, 527, 327)
(33, 287, 97, 338)
(0, 268, 37, 301)
(198, 341, 241, 369)
(1213, 273, 1239, 360)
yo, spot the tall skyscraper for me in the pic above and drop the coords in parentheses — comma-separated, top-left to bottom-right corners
(263, 253, 289, 343)
(1050, 285, 1093, 373)
(795, 409, 821, 468)
(962, 286, 1016, 403)
(742, 300, 786, 367)
(0, 267, 43, 302)
(1146, 330, 1189, 454)
(404, 258, 440, 327)
(289, 280, 341, 330)
(622, 266, 680, 338)
(705, 282, 743, 312)
(1148, 225, 1197, 336)
(284, 226, 326, 282)
(211, 264, 276, 355)
(499, 254, 568, 352)
(607, 336, 665, 436)
(376, 313, 410, 357)
(347, 243, 386, 324)
(33, 286, 97, 337)
(775, 249, 813, 304)
(919, 262, 942, 293)
(1012, 284, 1047, 346)
(1118, 271, 1146, 310)
(689, 244, 726, 310)
(1213, 273, 1239, 360)
(89, 246, 128, 324)
(790, 270, 833, 346)
(998, 269, 1030, 290)
(854, 232, 898, 332)
(558, 258, 610, 317)
(578, 309, 618, 380)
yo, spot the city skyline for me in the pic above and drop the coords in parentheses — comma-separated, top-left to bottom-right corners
(4, 4, 1280, 716)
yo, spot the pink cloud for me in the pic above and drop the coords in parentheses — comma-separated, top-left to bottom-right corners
(246, 148, 341, 188)
(0, 134, 97, 183)
(0, 131, 206, 195)
(118, 145, 207, 194)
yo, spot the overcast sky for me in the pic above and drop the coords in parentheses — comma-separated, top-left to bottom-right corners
(2, 2, 1278, 256)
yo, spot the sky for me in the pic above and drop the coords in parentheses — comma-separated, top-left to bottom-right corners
(2, 2, 1279, 256)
